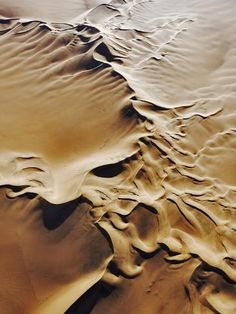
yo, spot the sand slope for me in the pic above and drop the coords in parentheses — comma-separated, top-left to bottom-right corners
(0, 0, 235, 313)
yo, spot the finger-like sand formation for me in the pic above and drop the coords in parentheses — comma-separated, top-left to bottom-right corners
(0, 0, 235, 313)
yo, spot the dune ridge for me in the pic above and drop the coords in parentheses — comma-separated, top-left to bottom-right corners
(0, 0, 235, 313)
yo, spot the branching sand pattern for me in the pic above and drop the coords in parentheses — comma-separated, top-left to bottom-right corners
(0, 0, 235, 313)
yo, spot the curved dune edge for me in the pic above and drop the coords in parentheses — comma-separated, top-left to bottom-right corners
(0, 0, 235, 313)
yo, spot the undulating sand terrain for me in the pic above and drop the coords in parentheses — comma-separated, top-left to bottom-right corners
(0, 0, 235, 313)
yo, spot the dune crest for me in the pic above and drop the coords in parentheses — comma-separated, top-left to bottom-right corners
(0, 0, 235, 313)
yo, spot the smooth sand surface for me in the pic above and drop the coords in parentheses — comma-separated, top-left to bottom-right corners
(0, 0, 235, 313)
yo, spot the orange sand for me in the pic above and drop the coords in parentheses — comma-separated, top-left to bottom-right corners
(0, 0, 235, 313)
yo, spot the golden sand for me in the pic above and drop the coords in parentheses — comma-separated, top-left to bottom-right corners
(0, 0, 235, 313)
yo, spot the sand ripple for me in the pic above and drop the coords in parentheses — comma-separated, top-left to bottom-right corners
(0, 0, 235, 313)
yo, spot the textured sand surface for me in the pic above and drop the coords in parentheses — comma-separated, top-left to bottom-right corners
(0, 0, 235, 313)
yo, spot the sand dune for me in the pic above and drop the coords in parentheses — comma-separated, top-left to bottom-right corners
(0, 0, 235, 313)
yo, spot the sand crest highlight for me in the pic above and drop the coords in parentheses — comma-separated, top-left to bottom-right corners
(0, 0, 235, 313)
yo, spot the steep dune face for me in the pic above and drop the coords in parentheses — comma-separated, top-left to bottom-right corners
(0, 20, 143, 203)
(0, 190, 112, 314)
(0, 0, 236, 313)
